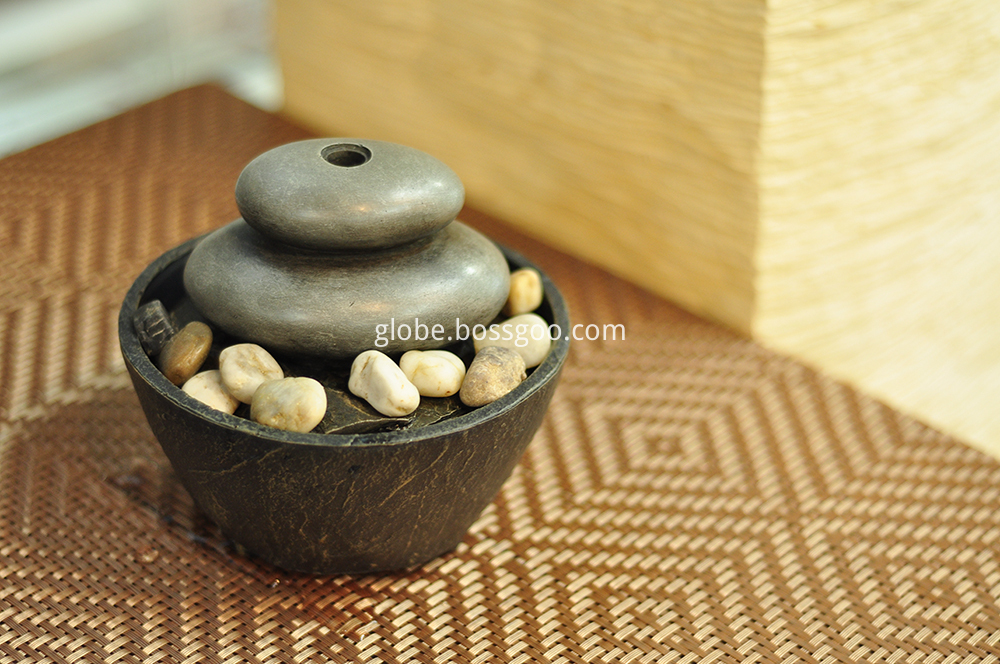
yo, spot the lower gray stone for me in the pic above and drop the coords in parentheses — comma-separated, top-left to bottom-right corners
(183, 219, 509, 358)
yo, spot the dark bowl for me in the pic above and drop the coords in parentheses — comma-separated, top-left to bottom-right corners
(118, 234, 569, 575)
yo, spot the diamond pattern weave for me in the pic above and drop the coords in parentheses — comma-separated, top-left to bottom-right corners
(1, 85, 998, 663)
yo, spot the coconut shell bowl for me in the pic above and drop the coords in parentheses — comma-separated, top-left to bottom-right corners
(118, 139, 569, 574)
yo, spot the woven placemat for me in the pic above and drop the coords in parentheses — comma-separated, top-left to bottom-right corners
(1, 85, 998, 663)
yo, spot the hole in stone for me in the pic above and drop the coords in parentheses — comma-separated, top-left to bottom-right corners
(321, 143, 372, 167)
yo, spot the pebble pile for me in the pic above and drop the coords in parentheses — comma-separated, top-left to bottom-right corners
(135, 263, 549, 434)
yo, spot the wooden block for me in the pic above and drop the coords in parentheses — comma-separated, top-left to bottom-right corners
(274, 0, 1000, 455)
(274, 0, 765, 330)
(755, 0, 1000, 455)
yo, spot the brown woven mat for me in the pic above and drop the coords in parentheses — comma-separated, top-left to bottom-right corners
(2, 85, 999, 663)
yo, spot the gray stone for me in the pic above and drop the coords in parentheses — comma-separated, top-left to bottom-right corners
(133, 299, 176, 356)
(235, 139, 464, 251)
(183, 219, 509, 358)
(459, 346, 527, 407)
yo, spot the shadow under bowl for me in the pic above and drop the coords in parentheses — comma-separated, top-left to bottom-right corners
(118, 235, 570, 575)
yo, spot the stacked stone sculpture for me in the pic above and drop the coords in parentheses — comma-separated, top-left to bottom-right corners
(183, 139, 511, 358)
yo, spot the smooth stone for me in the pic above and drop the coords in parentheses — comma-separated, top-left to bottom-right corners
(460, 346, 527, 407)
(278, 355, 468, 434)
(218, 343, 284, 404)
(473, 312, 552, 368)
(170, 295, 214, 329)
(399, 350, 466, 397)
(184, 219, 510, 358)
(235, 138, 465, 251)
(348, 350, 420, 417)
(133, 299, 176, 356)
(158, 321, 212, 385)
(182, 370, 239, 414)
(503, 267, 544, 316)
(251, 377, 327, 433)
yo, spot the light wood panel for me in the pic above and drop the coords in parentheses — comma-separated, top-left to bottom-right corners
(274, 0, 1000, 456)
(274, 0, 766, 330)
(755, 0, 1000, 457)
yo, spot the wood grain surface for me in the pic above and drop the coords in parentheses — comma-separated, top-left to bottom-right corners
(756, 0, 1000, 457)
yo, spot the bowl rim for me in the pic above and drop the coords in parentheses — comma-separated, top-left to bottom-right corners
(118, 230, 571, 449)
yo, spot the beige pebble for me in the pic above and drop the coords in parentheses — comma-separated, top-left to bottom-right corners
(400, 349, 466, 397)
(348, 350, 420, 416)
(182, 370, 239, 414)
(250, 377, 327, 433)
(158, 321, 212, 385)
(473, 312, 551, 368)
(460, 346, 527, 407)
(219, 343, 284, 403)
(503, 267, 544, 316)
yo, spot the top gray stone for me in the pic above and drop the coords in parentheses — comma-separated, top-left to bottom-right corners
(235, 138, 465, 251)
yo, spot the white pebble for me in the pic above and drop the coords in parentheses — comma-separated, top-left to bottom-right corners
(250, 377, 327, 433)
(399, 350, 466, 397)
(473, 312, 551, 368)
(503, 267, 544, 316)
(182, 370, 239, 414)
(348, 350, 420, 417)
(219, 343, 284, 403)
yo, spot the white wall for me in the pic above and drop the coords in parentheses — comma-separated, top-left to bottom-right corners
(0, 0, 282, 156)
